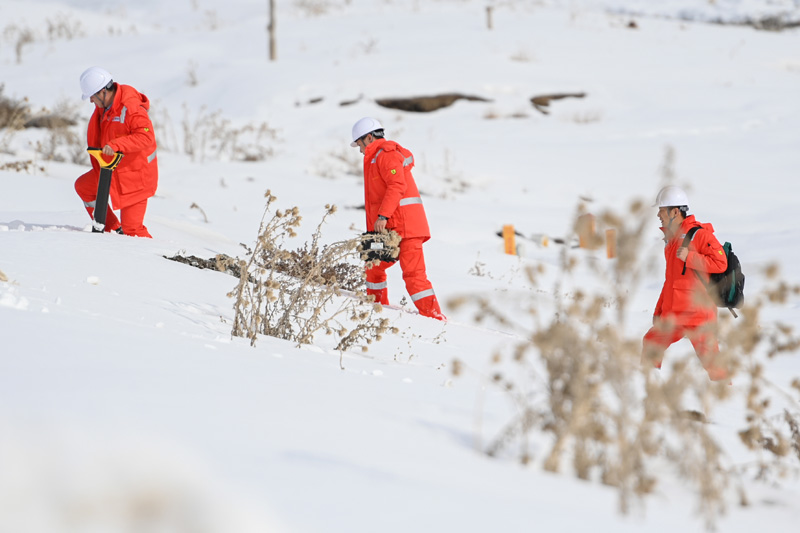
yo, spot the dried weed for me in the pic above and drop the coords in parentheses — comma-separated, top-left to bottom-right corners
(229, 191, 395, 354)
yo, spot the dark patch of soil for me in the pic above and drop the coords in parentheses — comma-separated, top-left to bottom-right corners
(165, 253, 243, 278)
(165, 249, 365, 292)
(705, 14, 800, 32)
(376, 93, 491, 113)
(530, 93, 586, 115)
(339, 95, 363, 107)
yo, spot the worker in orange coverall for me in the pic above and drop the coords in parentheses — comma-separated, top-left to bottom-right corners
(74, 67, 158, 237)
(350, 117, 446, 321)
(642, 186, 729, 381)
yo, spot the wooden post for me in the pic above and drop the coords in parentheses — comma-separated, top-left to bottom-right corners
(268, 0, 276, 61)
(502, 224, 516, 255)
(486, 6, 493, 30)
(606, 228, 617, 259)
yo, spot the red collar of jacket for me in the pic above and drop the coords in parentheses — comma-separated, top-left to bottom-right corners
(363, 138, 393, 160)
(363, 138, 416, 169)
(99, 84, 150, 117)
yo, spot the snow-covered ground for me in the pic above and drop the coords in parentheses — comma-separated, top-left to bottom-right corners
(2, 1, 799, 531)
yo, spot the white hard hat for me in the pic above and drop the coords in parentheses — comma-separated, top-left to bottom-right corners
(654, 185, 689, 208)
(80, 66, 113, 100)
(350, 117, 383, 146)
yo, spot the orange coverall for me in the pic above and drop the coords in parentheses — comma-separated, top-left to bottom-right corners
(643, 215, 729, 380)
(75, 84, 158, 237)
(362, 139, 444, 320)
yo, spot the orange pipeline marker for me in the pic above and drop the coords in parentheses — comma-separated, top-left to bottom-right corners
(606, 228, 617, 259)
(502, 224, 516, 255)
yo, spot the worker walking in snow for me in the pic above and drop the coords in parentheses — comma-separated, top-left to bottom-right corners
(350, 117, 446, 321)
(74, 67, 158, 238)
(642, 186, 729, 381)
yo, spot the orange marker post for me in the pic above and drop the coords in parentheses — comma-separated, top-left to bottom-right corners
(502, 224, 516, 255)
(606, 228, 617, 259)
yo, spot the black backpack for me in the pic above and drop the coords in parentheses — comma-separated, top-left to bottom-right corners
(682, 226, 745, 318)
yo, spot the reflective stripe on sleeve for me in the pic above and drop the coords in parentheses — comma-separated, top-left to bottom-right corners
(147, 149, 157, 163)
(403, 155, 413, 167)
(410, 288, 435, 302)
(399, 197, 422, 206)
(366, 281, 388, 290)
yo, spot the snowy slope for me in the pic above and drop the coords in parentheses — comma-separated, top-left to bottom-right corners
(2, 1, 800, 531)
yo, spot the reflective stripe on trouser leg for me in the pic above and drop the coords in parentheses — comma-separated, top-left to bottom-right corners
(410, 288, 435, 302)
(397, 237, 443, 317)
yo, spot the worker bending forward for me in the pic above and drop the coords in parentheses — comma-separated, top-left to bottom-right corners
(75, 66, 158, 237)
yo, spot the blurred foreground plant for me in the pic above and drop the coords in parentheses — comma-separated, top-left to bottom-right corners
(450, 197, 800, 530)
(0, 84, 29, 148)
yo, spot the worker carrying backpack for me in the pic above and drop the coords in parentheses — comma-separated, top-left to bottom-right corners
(682, 226, 745, 317)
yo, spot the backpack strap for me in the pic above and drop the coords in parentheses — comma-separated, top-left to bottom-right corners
(680, 226, 702, 275)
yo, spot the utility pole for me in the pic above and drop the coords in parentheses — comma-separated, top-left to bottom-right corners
(268, 0, 276, 61)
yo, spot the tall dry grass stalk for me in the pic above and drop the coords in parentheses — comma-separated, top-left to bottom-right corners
(228, 190, 396, 357)
(450, 195, 800, 530)
(179, 104, 277, 162)
(0, 85, 29, 149)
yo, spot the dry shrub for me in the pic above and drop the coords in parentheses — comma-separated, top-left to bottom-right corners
(0, 85, 29, 149)
(228, 190, 396, 356)
(11, 26, 34, 64)
(294, 0, 336, 17)
(313, 148, 362, 180)
(36, 124, 83, 164)
(46, 14, 85, 41)
(180, 104, 277, 162)
(186, 60, 199, 87)
(0, 160, 45, 173)
(450, 195, 800, 530)
(2, 15, 86, 66)
(0, 90, 83, 163)
(26, 99, 83, 163)
(563, 110, 603, 124)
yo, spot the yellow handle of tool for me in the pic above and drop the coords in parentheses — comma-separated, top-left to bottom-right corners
(87, 148, 123, 170)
